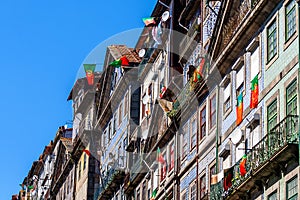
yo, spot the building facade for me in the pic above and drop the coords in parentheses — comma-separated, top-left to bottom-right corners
(16, 0, 300, 200)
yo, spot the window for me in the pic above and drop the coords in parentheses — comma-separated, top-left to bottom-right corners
(210, 95, 216, 129)
(124, 93, 128, 116)
(267, 99, 278, 132)
(285, 0, 296, 41)
(78, 161, 81, 180)
(200, 175, 206, 199)
(119, 102, 123, 126)
(267, 20, 277, 62)
(142, 181, 147, 199)
(210, 164, 216, 186)
(200, 106, 206, 140)
(250, 46, 260, 80)
(169, 142, 175, 171)
(142, 93, 146, 119)
(182, 125, 189, 159)
(190, 117, 197, 149)
(113, 113, 117, 133)
(223, 81, 231, 114)
(287, 176, 298, 200)
(190, 182, 196, 200)
(136, 188, 140, 200)
(268, 191, 277, 200)
(83, 153, 87, 170)
(108, 122, 112, 140)
(181, 190, 187, 200)
(160, 152, 167, 181)
(286, 80, 297, 115)
(236, 65, 244, 96)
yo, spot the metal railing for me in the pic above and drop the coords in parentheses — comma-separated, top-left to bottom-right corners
(94, 162, 124, 200)
(210, 115, 299, 199)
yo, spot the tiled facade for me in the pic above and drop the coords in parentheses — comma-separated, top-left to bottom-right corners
(16, 0, 300, 200)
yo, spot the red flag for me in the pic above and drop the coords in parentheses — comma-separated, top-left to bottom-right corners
(120, 56, 130, 66)
(83, 149, 91, 157)
(83, 64, 96, 85)
(236, 93, 243, 125)
(223, 167, 233, 191)
(240, 155, 247, 176)
(157, 147, 165, 164)
(250, 75, 259, 108)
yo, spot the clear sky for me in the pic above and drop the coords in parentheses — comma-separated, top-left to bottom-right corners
(0, 0, 156, 198)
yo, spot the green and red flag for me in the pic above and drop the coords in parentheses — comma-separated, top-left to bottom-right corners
(240, 155, 247, 176)
(236, 93, 243, 125)
(83, 149, 91, 157)
(27, 185, 34, 190)
(120, 56, 130, 66)
(142, 17, 156, 26)
(109, 56, 130, 68)
(223, 167, 233, 191)
(150, 188, 157, 200)
(83, 64, 96, 85)
(250, 75, 259, 109)
(157, 147, 165, 164)
(159, 86, 167, 98)
(196, 58, 206, 77)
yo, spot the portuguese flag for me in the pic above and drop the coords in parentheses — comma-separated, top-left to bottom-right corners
(109, 56, 130, 68)
(150, 188, 157, 200)
(192, 70, 201, 82)
(142, 17, 156, 26)
(223, 167, 233, 191)
(157, 147, 165, 164)
(83, 64, 96, 85)
(250, 75, 259, 109)
(83, 149, 91, 157)
(196, 58, 206, 77)
(236, 93, 243, 125)
(240, 155, 247, 176)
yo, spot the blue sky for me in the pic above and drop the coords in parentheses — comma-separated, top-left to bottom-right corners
(0, 0, 156, 198)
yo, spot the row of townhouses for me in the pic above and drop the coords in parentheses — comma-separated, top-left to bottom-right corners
(14, 0, 300, 199)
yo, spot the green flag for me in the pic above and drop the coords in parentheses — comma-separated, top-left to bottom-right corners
(150, 188, 157, 200)
(109, 59, 122, 68)
(83, 64, 96, 85)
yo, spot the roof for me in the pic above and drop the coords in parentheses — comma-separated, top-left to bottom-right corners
(107, 45, 141, 63)
(67, 71, 102, 101)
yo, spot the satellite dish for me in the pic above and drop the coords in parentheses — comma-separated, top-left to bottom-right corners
(161, 11, 170, 22)
(138, 49, 146, 57)
(230, 128, 243, 145)
(142, 94, 150, 104)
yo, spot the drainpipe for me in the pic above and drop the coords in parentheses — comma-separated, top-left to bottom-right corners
(215, 85, 220, 172)
(296, 0, 300, 165)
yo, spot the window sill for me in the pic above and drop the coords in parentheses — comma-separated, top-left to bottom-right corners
(284, 32, 298, 51)
(266, 54, 279, 70)
(223, 107, 232, 119)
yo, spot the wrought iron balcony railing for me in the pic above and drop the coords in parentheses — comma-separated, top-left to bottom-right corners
(210, 115, 299, 199)
(94, 162, 125, 200)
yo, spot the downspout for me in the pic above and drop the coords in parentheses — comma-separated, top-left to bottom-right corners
(296, 0, 300, 165)
(215, 85, 220, 172)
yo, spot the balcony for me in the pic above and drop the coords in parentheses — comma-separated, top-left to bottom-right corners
(126, 126, 140, 152)
(210, 115, 299, 199)
(179, 17, 201, 60)
(94, 163, 126, 200)
(170, 76, 206, 118)
(74, 89, 95, 114)
(211, 0, 282, 75)
(124, 157, 147, 194)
